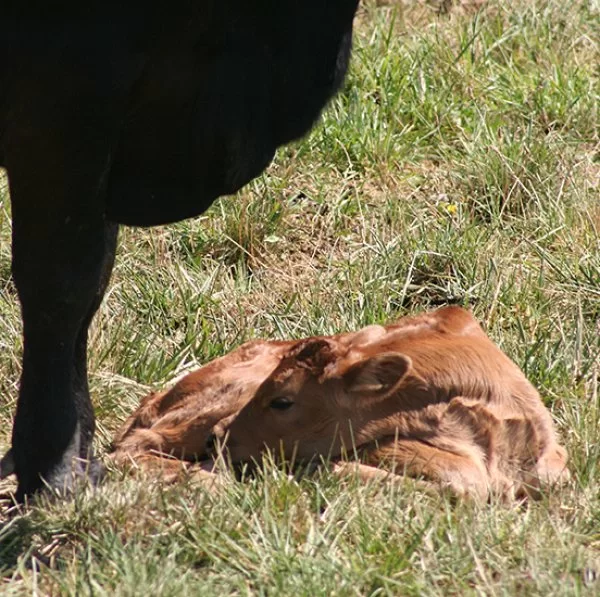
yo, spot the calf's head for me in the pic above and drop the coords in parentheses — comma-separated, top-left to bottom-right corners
(222, 337, 415, 463)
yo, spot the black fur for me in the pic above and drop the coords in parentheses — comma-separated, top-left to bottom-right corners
(0, 1, 359, 499)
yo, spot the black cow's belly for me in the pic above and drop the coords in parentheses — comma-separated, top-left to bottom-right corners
(105, 43, 279, 226)
(106, 1, 357, 226)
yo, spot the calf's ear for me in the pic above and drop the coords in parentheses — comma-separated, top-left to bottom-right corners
(343, 353, 412, 400)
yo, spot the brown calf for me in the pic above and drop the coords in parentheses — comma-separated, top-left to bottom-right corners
(222, 307, 569, 499)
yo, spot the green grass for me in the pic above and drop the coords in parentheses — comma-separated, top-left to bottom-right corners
(1, 0, 599, 593)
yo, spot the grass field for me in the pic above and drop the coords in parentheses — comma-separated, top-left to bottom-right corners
(1, 0, 599, 594)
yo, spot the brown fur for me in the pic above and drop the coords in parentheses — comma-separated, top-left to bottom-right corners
(108, 339, 294, 479)
(223, 307, 569, 499)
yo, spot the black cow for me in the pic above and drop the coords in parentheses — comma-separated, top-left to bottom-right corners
(0, 1, 360, 500)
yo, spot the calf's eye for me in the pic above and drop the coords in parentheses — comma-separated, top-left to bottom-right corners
(269, 396, 294, 410)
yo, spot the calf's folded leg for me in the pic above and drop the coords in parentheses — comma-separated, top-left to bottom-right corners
(361, 437, 490, 500)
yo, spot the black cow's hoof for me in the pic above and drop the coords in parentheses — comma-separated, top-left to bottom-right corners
(15, 455, 106, 504)
(87, 456, 107, 486)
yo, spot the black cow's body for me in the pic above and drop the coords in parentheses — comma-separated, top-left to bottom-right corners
(0, 1, 359, 499)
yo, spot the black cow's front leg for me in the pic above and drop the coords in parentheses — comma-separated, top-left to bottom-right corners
(5, 80, 127, 500)
(3, 37, 143, 499)
(10, 212, 118, 500)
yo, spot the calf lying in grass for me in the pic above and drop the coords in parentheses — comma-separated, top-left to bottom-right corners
(111, 307, 569, 500)
(222, 307, 569, 500)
